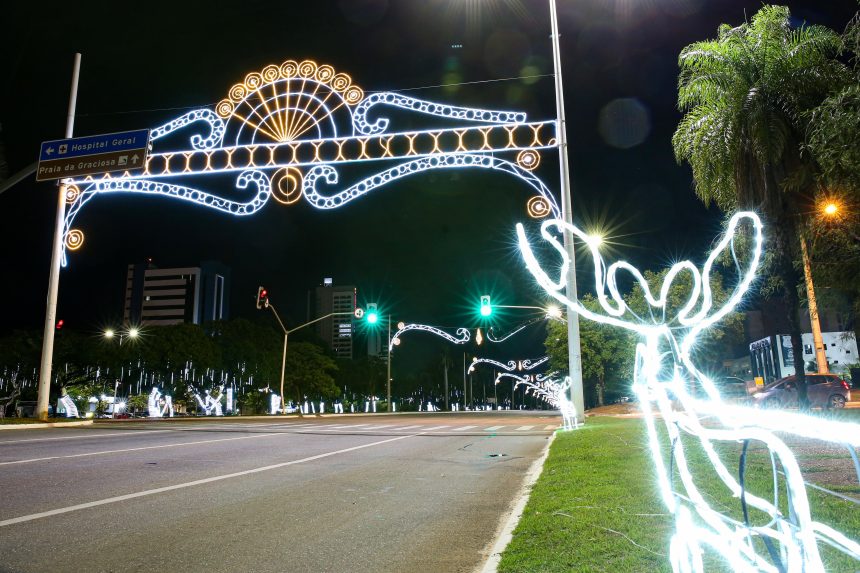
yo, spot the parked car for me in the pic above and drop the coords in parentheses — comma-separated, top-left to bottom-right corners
(715, 376, 752, 399)
(753, 374, 851, 409)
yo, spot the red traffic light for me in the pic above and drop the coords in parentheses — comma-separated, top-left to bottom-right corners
(256, 286, 269, 309)
(56, 319, 64, 330)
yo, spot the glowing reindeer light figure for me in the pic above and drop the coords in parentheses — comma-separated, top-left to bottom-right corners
(517, 212, 860, 572)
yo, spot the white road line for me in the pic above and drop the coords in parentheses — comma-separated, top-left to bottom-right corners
(544, 425, 559, 430)
(0, 433, 282, 466)
(451, 425, 478, 432)
(395, 425, 424, 431)
(484, 426, 505, 431)
(516, 426, 535, 431)
(0, 430, 173, 445)
(0, 434, 414, 527)
(422, 425, 450, 432)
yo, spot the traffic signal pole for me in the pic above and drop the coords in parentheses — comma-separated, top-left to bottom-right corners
(36, 53, 81, 421)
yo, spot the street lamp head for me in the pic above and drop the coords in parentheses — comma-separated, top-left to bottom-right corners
(104, 329, 115, 339)
(546, 305, 562, 319)
(823, 202, 839, 217)
(128, 327, 139, 338)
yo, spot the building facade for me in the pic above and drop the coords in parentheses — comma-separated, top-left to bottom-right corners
(313, 278, 356, 359)
(124, 261, 230, 326)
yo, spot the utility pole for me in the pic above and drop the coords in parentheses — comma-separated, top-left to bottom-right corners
(549, 0, 585, 420)
(799, 236, 828, 373)
(36, 53, 81, 421)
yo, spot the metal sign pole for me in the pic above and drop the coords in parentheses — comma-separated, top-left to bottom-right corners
(36, 53, 81, 421)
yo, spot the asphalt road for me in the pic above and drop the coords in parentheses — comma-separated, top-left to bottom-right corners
(0, 412, 558, 573)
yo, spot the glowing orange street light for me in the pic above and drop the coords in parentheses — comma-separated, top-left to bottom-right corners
(822, 202, 839, 217)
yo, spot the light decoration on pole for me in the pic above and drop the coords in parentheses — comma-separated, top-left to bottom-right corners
(517, 211, 860, 571)
(388, 323, 471, 351)
(57, 58, 561, 266)
(468, 356, 548, 374)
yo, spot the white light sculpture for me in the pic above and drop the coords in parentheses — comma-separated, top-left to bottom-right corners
(517, 211, 860, 572)
(59, 58, 561, 265)
(192, 386, 224, 416)
(147, 387, 174, 418)
(388, 323, 471, 351)
(59, 394, 79, 418)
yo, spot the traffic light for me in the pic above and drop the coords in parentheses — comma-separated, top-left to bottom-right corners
(256, 286, 269, 309)
(366, 303, 379, 325)
(480, 295, 492, 317)
(55, 319, 64, 330)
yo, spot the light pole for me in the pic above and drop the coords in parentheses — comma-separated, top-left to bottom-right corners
(799, 236, 828, 374)
(265, 303, 354, 415)
(104, 326, 139, 417)
(799, 199, 848, 375)
(549, 0, 586, 422)
(386, 315, 392, 412)
(36, 53, 81, 422)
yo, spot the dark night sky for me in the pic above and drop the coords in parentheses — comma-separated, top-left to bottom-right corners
(0, 0, 857, 365)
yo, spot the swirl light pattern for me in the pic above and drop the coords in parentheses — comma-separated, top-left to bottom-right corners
(468, 356, 548, 374)
(389, 323, 471, 351)
(60, 58, 562, 265)
(517, 212, 860, 572)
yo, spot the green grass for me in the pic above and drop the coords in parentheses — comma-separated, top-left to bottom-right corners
(498, 418, 672, 572)
(499, 417, 860, 572)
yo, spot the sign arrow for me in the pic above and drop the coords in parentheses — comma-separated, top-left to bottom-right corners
(45, 147, 55, 156)
(131, 154, 140, 165)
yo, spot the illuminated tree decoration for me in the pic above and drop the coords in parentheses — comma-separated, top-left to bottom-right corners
(61, 58, 562, 265)
(517, 212, 860, 571)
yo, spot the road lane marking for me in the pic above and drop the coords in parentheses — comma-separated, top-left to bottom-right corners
(0, 434, 414, 528)
(422, 425, 450, 432)
(0, 430, 173, 445)
(516, 426, 534, 431)
(396, 425, 424, 431)
(544, 425, 559, 430)
(451, 425, 478, 431)
(484, 426, 505, 431)
(0, 433, 282, 466)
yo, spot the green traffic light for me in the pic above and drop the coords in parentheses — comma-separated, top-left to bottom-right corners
(480, 295, 492, 317)
(366, 303, 379, 324)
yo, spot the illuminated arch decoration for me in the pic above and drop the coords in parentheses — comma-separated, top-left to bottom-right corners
(389, 322, 470, 351)
(517, 212, 860, 571)
(60, 58, 561, 265)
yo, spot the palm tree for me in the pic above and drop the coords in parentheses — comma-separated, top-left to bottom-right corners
(672, 5, 848, 406)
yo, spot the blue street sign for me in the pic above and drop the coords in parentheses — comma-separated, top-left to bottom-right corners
(37, 128, 150, 181)
(39, 128, 150, 161)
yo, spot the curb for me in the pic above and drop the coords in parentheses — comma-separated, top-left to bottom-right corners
(0, 420, 94, 431)
(477, 429, 558, 573)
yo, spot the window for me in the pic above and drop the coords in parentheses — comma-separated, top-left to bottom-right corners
(803, 344, 813, 355)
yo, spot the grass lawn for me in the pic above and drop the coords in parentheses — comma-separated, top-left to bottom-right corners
(498, 416, 860, 572)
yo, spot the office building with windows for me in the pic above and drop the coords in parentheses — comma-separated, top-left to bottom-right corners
(313, 278, 355, 359)
(124, 261, 230, 326)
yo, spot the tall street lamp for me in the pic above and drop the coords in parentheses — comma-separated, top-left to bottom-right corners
(799, 199, 848, 374)
(104, 326, 139, 417)
(548, 0, 586, 420)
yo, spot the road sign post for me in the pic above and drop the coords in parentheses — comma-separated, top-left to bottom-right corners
(37, 129, 150, 181)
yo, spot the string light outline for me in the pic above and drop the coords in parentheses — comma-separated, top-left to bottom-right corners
(517, 211, 860, 571)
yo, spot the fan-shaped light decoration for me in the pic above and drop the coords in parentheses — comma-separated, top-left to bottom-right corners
(215, 59, 364, 144)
